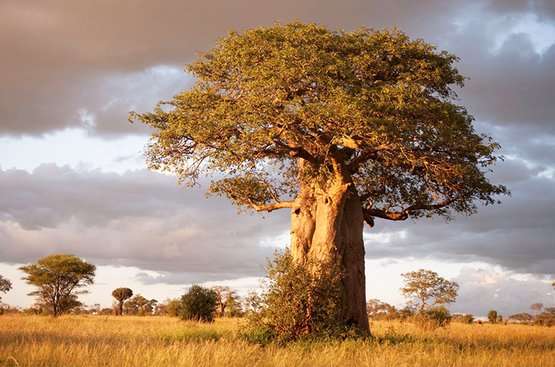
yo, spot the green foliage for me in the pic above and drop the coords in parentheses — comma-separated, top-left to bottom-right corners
(451, 313, 474, 324)
(159, 298, 182, 317)
(508, 313, 533, 323)
(211, 286, 238, 317)
(243, 290, 263, 315)
(414, 306, 452, 330)
(180, 285, 218, 322)
(243, 250, 365, 345)
(100, 308, 114, 316)
(0, 275, 12, 300)
(488, 310, 499, 324)
(535, 308, 555, 327)
(367, 299, 398, 320)
(124, 294, 157, 316)
(225, 293, 242, 317)
(400, 269, 459, 313)
(133, 21, 507, 223)
(112, 288, 133, 316)
(461, 314, 475, 324)
(19, 254, 96, 317)
(0, 304, 19, 315)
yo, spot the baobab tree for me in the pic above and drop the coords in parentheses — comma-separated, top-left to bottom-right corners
(112, 287, 133, 316)
(132, 22, 507, 333)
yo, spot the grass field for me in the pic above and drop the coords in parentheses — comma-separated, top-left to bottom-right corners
(1, 315, 554, 366)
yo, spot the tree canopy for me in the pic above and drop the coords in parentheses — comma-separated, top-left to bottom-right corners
(132, 21, 507, 224)
(124, 294, 157, 316)
(0, 275, 12, 300)
(400, 269, 459, 313)
(112, 287, 133, 316)
(19, 254, 96, 317)
(180, 285, 218, 322)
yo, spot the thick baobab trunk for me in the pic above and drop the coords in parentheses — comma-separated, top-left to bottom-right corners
(290, 175, 369, 333)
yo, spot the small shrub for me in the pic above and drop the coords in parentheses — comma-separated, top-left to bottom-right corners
(508, 313, 534, 324)
(453, 313, 474, 324)
(414, 306, 452, 330)
(461, 314, 474, 324)
(162, 298, 182, 317)
(180, 285, 217, 322)
(488, 310, 498, 324)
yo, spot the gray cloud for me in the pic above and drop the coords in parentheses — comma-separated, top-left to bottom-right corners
(6, 0, 553, 136)
(451, 266, 554, 317)
(365, 156, 555, 275)
(1, 160, 553, 280)
(456, 34, 555, 133)
(0, 165, 289, 278)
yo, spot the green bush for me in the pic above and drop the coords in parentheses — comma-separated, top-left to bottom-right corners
(414, 306, 452, 329)
(179, 285, 217, 322)
(242, 250, 365, 345)
(164, 298, 182, 317)
(461, 314, 474, 324)
(488, 310, 498, 324)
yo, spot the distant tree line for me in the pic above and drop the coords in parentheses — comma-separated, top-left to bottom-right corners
(366, 273, 555, 328)
(1, 254, 554, 329)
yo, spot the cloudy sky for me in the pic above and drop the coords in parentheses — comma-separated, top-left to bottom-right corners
(0, 0, 554, 317)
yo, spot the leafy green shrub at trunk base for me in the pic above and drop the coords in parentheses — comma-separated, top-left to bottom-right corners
(242, 250, 368, 345)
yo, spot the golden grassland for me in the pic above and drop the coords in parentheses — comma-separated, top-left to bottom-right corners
(1, 315, 554, 367)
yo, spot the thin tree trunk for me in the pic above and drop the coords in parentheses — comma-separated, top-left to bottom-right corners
(290, 172, 369, 333)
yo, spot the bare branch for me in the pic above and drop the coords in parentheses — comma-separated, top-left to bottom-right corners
(363, 195, 460, 223)
(404, 195, 459, 213)
(364, 208, 409, 221)
(248, 200, 296, 212)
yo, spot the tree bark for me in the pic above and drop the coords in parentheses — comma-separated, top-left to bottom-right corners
(289, 163, 369, 333)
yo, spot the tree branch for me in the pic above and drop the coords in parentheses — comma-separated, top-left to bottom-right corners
(404, 196, 459, 213)
(248, 200, 296, 212)
(363, 195, 460, 223)
(364, 208, 409, 221)
(272, 139, 319, 165)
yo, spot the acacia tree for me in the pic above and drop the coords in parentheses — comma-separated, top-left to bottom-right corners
(401, 269, 459, 314)
(20, 254, 96, 317)
(112, 287, 133, 316)
(367, 299, 397, 320)
(124, 294, 157, 316)
(132, 22, 507, 333)
(0, 275, 12, 301)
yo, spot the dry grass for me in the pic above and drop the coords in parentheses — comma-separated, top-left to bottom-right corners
(1, 315, 554, 366)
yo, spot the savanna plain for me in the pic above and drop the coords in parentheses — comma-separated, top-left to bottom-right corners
(1, 315, 554, 367)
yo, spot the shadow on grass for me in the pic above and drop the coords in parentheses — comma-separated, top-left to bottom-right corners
(372, 328, 555, 352)
(0, 327, 223, 348)
(159, 329, 222, 343)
